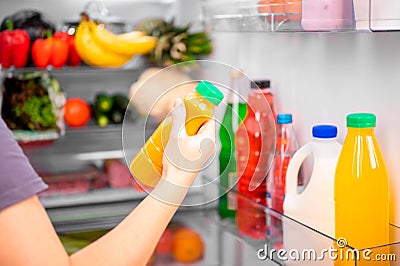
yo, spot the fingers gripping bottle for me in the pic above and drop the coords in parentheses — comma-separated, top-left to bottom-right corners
(334, 113, 389, 266)
(130, 80, 224, 188)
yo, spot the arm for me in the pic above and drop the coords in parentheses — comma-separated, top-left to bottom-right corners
(0, 99, 215, 266)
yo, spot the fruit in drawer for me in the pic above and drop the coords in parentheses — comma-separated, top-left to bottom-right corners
(155, 228, 173, 255)
(172, 227, 204, 263)
(74, 13, 156, 68)
(64, 98, 91, 127)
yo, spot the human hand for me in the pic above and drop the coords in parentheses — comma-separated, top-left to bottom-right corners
(162, 98, 216, 187)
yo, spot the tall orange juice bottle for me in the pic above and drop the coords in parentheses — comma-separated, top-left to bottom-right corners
(130, 80, 224, 188)
(334, 113, 389, 266)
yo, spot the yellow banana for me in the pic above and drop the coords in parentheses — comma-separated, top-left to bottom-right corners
(75, 17, 132, 68)
(117, 31, 146, 41)
(88, 20, 157, 56)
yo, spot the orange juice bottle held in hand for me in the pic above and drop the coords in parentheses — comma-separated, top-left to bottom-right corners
(130, 80, 224, 188)
(334, 113, 389, 266)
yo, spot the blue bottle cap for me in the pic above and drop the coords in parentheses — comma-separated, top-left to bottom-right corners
(277, 114, 293, 124)
(312, 125, 338, 139)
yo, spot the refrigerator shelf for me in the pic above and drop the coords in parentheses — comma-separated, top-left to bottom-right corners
(205, 176, 400, 265)
(21, 119, 156, 174)
(201, 0, 400, 33)
(44, 185, 209, 234)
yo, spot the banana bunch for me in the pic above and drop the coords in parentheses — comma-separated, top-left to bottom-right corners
(75, 14, 157, 68)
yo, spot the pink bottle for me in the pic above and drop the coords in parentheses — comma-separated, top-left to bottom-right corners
(301, 0, 354, 31)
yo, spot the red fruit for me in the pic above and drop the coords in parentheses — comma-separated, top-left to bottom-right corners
(155, 228, 174, 255)
(64, 98, 91, 127)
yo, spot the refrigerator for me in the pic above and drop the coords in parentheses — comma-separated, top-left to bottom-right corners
(1, 0, 400, 265)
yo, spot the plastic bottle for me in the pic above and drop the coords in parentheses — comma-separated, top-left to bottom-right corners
(218, 90, 247, 219)
(130, 80, 224, 188)
(235, 80, 275, 240)
(334, 113, 389, 266)
(267, 114, 300, 238)
(284, 125, 341, 237)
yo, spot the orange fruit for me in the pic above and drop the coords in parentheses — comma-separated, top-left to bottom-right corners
(64, 98, 91, 127)
(172, 227, 204, 263)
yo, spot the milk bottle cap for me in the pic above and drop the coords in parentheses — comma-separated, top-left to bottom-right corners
(312, 125, 338, 138)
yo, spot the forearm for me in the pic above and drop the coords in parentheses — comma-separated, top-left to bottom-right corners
(70, 172, 191, 266)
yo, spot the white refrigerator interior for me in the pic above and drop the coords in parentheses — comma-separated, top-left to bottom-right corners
(209, 31, 400, 227)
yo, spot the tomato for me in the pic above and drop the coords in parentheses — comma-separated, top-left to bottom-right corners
(64, 98, 91, 127)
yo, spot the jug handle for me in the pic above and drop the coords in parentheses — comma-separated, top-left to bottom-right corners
(285, 143, 313, 198)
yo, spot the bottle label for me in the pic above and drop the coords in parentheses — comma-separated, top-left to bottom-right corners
(227, 172, 237, 210)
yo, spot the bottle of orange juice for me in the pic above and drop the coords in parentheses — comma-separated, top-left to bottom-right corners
(130, 80, 224, 188)
(335, 113, 389, 266)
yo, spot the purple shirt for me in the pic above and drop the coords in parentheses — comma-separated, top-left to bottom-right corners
(0, 117, 48, 210)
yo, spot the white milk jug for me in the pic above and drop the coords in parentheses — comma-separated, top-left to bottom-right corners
(283, 125, 342, 265)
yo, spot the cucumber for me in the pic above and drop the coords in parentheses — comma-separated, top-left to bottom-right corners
(96, 113, 109, 127)
(112, 94, 129, 112)
(110, 109, 123, 124)
(95, 94, 113, 113)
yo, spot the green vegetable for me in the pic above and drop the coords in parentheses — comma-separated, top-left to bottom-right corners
(15, 95, 56, 130)
(110, 109, 123, 124)
(95, 94, 113, 113)
(111, 94, 129, 112)
(96, 113, 109, 127)
(109, 94, 129, 124)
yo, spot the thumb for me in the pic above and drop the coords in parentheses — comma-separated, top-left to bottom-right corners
(170, 98, 187, 138)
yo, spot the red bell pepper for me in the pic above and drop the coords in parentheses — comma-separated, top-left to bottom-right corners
(31, 31, 69, 69)
(0, 20, 30, 68)
(54, 31, 81, 67)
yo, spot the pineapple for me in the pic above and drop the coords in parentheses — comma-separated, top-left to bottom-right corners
(135, 19, 212, 67)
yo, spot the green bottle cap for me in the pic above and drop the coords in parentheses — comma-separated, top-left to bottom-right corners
(195, 80, 224, 106)
(347, 113, 376, 128)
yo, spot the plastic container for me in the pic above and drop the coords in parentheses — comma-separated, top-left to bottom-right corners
(235, 80, 275, 240)
(283, 125, 341, 238)
(129, 80, 224, 188)
(267, 114, 300, 239)
(335, 113, 389, 265)
(353, 0, 400, 31)
(301, 0, 354, 31)
(218, 90, 247, 219)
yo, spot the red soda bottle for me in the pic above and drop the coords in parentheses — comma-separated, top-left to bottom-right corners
(235, 80, 275, 240)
